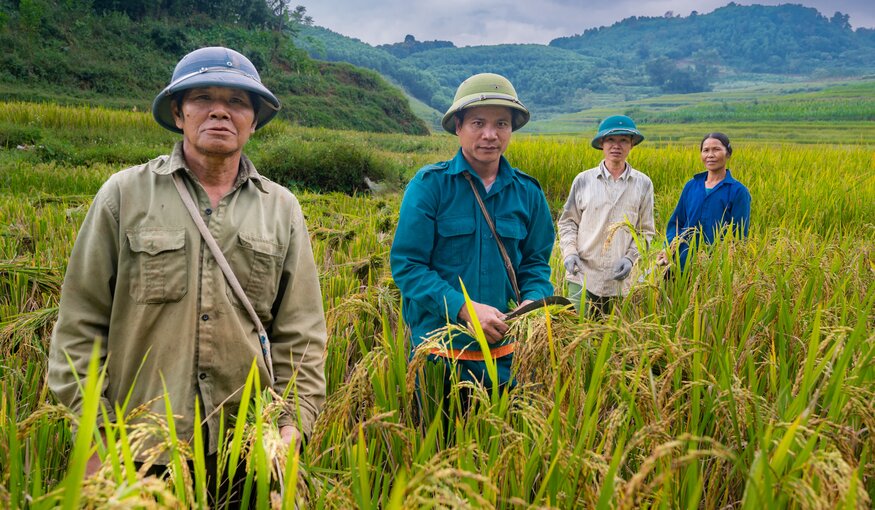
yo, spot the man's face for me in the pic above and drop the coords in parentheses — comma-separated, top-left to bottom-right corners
(173, 86, 257, 157)
(455, 105, 513, 171)
(601, 134, 634, 166)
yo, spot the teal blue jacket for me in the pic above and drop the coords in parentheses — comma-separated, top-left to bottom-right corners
(390, 149, 555, 353)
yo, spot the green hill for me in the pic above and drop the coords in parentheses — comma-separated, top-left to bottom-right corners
(295, 3, 875, 120)
(525, 79, 875, 144)
(296, 26, 451, 111)
(551, 4, 873, 76)
(0, 1, 428, 135)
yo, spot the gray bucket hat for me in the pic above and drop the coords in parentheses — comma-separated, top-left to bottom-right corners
(441, 73, 530, 134)
(152, 46, 281, 133)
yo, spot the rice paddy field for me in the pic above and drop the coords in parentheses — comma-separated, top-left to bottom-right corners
(1, 101, 873, 508)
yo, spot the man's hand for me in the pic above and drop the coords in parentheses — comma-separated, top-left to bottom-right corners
(85, 427, 106, 477)
(280, 425, 302, 452)
(85, 450, 102, 477)
(612, 257, 633, 280)
(656, 250, 670, 266)
(563, 254, 583, 276)
(458, 301, 508, 344)
(511, 299, 534, 313)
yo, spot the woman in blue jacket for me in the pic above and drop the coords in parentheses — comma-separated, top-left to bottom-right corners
(658, 132, 751, 269)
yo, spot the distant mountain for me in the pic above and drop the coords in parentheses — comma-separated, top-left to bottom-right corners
(551, 3, 873, 75)
(297, 3, 875, 120)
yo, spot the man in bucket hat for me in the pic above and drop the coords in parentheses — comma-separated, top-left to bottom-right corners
(48, 47, 327, 493)
(558, 115, 655, 317)
(390, 73, 555, 406)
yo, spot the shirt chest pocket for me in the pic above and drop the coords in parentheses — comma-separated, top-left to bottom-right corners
(226, 232, 285, 317)
(127, 228, 188, 304)
(495, 216, 527, 262)
(436, 215, 475, 267)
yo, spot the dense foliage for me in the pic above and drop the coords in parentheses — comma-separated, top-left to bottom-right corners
(297, 26, 450, 115)
(296, 3, 875, 118)
(552, 4, 873, 76)
(0, 0, 429, 134)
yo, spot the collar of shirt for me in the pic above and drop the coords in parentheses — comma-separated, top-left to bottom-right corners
(445, 148, 517, 195)
(598, 161, 631, 181)
(152, 141, 269, 194)
(692, 168, 739, 191)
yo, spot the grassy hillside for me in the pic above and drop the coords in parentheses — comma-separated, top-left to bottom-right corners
(296, 25, 452, 109)
(525, 79, 875, 142)
(0, 2, 428, 135)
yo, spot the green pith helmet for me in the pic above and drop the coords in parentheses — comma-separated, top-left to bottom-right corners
(152, 46, 281, 133)
(591, 115, 645, 149)
(441, 73, 530, 134)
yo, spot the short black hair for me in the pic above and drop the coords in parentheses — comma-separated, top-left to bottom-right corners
(700, 132, 732, 156)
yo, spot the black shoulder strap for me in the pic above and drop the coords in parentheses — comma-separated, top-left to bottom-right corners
(462, 171, 522, 304)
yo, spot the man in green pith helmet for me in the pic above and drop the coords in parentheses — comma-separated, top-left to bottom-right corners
(47, 47, 327, 494)
(390, 73, 555, 399)
(558, 115, 655, 317)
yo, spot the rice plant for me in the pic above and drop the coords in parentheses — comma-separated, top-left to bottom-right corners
(0, 101, 873, 508)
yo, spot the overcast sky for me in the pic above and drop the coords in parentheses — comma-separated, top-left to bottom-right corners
(301, 1, 874, 47)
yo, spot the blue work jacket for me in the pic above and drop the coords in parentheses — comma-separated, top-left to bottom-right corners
(390, 149, 555, 353)
(666, 169, 751, 267)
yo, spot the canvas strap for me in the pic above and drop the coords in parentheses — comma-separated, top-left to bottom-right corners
(462, 171, 522, 304)
(172, 172, 274, 384)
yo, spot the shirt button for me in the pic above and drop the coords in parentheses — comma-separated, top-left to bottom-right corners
(205, 208, 212, 215)
(201, 314, 209, 321)
(199, 373, 207, 380)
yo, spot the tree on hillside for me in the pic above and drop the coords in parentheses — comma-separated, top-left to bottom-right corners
(645, 56, 712, 93)
(267, 1, 312, 36)
(830, 11, 850, 30)
(377, 35, 455, 59)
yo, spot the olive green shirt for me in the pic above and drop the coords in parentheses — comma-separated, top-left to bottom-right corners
(48, 142, 327, 456)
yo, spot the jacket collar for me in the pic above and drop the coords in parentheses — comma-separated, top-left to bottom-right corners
(693, 169, 738, 189)
(446, 148, 517, 194)
(155, 142, 268, 193)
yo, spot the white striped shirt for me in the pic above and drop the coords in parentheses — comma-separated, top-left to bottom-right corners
(557, 162, 655, 297)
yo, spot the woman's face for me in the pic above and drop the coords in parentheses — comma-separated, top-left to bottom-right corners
(700, 138, 730, 172)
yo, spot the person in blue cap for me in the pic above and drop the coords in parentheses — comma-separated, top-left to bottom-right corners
(657, 132, 751, 270)
(557, 115, 655, 317)
(48, 47, 327, 497)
